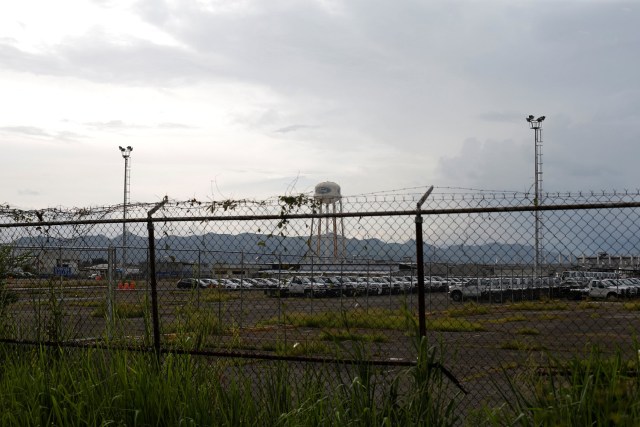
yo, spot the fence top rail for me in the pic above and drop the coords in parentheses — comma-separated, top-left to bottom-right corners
(2, 200, 640, 228)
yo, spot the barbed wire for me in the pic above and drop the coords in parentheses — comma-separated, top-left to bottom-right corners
(2, 188, 640, 225)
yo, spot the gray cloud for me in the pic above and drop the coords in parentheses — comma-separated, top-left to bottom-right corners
(0, 44, 64, 77)
(478, 112, 522, 123)
(0, 126, 50, 136)
(84, 120, 140, 130)
(0, 126, 85, 142)
(1, 1, 640, 206)
(0, 36, 208, 87)
(273, 125, 316, 134)
(158, 122, 194, 129)
(84, 120, 194, 131)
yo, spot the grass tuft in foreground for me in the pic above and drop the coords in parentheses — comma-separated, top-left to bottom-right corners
(0, 338, 463, 427)
(475, 345, 640, 426)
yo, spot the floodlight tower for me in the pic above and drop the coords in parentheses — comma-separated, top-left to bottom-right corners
(119, 146, 133, 276)
(526, 115, 545, 276)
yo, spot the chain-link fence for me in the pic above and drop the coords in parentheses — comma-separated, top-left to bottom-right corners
(2, 189, 640, 413)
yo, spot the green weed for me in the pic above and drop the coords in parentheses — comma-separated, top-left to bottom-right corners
(91, 302, 145, 318)
(482, 346, 640, 426)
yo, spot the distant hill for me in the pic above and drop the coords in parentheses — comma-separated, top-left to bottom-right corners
(12, 232, 567, 265)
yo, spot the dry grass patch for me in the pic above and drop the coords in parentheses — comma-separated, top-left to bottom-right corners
(428, 318, 485, 332)
(623, 301, 640, 311)
(444, 303, 492, 317)
(507, 301, 569, 311)
(264, 308, 413, 331)
(515, 327, 540, 336)
(318, 329, 388, 343)
(499, 339, 546, 351)
(487, 315, 528, 324)
(579, 301, 602, 310)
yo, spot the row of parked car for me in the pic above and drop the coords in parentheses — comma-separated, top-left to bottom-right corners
(176, 277, 280, 290)
(177, 275, 640, 302)
(570, 278, 640, 300)
(446, 276, 640, 302)
(175, 275, 462, 297)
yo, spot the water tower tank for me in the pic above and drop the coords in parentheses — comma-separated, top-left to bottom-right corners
(314, 182, 341, 204)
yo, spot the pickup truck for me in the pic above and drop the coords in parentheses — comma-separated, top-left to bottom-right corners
(572, 279, 635, 300)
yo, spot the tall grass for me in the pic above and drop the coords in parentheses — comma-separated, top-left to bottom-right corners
(0, 339, 463, 427)
(478, 345, 640, 426)
(8, 330, 638, 425)
(0, 303, 463, 425)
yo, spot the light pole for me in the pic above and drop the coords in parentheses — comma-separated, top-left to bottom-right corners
(526, 115, 545, 277)
(119, 146, 133, 277)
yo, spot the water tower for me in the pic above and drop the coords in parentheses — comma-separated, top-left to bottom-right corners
(311, 181, 346, 260)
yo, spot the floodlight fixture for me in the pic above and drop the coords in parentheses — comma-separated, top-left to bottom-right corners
(119, 145, 133, 159)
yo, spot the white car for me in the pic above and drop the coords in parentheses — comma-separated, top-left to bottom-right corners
(279, 276, 329, 297)
(176, 278, 209, 289)
(349, 277, 385, 296)
(218, 278, 241, 289)
(448, 278, 488, 302)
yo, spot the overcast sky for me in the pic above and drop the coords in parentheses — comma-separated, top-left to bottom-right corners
(1, 0, 639, 209)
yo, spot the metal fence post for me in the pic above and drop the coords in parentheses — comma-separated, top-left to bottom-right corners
(388, 264, 392, 305)
(240, 250, 244, 329)
(107, 246, 115, 339)
(57, 246, 65, 341)
(147, 197, 168, 362)
(310, 255, 314, 314)
(416, 186, 433, 338)
(197, 249, 201, 310)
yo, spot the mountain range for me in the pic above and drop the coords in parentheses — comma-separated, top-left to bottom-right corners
(13, 232, 570, 266)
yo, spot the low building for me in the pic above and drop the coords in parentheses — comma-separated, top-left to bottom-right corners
(576, 252, 640, 272)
